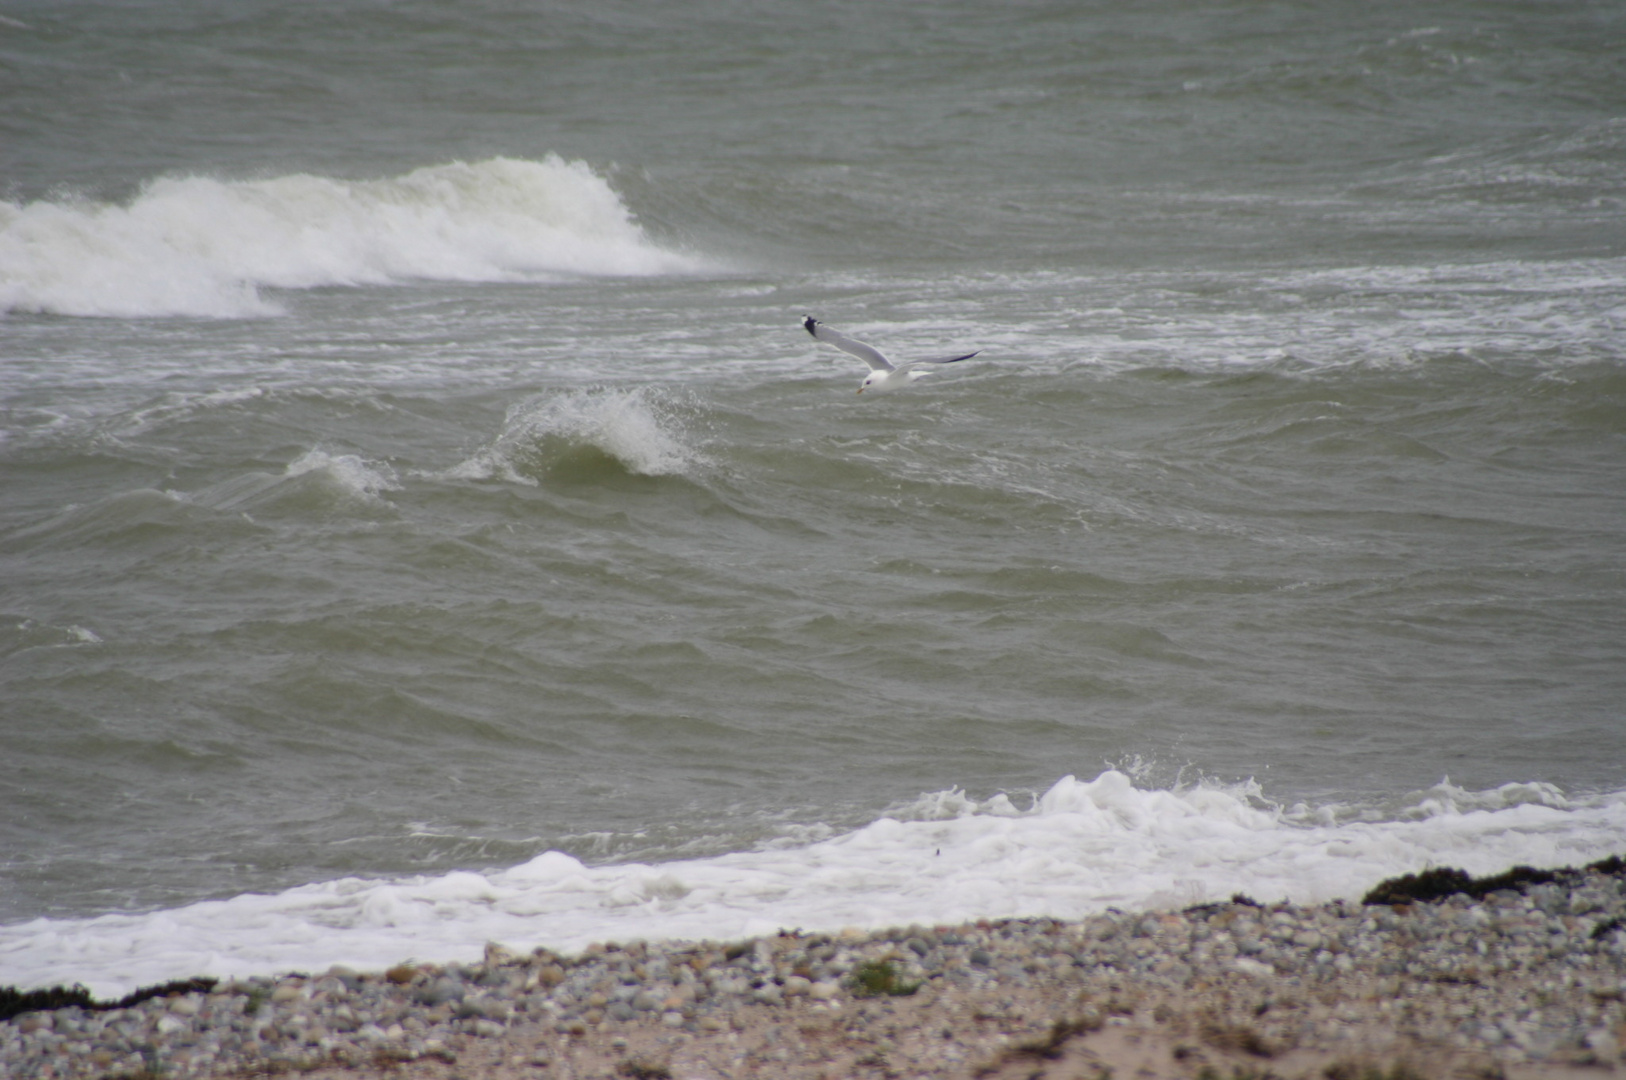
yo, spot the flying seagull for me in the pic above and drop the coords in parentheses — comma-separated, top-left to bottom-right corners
(802, 316, 979, 394)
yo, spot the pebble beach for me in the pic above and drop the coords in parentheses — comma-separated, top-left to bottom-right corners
(5, 863, 1626, 1080)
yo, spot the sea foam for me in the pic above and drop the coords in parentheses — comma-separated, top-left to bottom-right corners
(1, 770, 1620, 998)
(0, 157, 697, 318)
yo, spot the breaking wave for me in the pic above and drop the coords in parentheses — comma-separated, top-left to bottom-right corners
(0, 157, 700, 318)
(4, 769, 1622, 997)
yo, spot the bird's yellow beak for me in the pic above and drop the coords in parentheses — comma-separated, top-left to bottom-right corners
(857, 388, 865, 395)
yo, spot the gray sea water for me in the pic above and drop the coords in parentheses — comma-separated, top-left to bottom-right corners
(3, 0, 1624, 971)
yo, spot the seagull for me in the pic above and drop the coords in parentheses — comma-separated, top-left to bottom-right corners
(802, 316, 979, 394)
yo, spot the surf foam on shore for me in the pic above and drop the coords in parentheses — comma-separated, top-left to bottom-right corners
(4, 858, 1624, 1079)
(3, 771, 1622, 1001)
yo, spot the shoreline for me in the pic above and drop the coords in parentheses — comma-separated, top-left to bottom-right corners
(5, 864, 1625, 1080)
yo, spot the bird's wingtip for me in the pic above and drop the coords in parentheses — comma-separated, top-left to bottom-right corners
(801, 315, 819, 336)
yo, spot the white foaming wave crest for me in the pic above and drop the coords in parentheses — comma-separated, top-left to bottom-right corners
(444, 388, 700, 483)
(284, 448, 400, 501)
(0, 157, 699, 318)
(6, 618, 103, 652)
(4, 770, 1623, 997)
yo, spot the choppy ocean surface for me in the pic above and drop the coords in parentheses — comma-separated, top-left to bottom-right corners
(3, 1, 1624, 996)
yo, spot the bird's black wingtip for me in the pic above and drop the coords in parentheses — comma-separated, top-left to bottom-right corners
(801, 315, 819, 336)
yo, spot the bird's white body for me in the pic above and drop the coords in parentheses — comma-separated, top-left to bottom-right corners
(801, 316, 978, 394)
(859, 367, 935, 393)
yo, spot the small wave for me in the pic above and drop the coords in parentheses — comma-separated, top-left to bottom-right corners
(1, 617, 103, 658)
(0, 487, 197, 553)
(0, 157, 700, 318)
(284, 448, 400, 502)
(166, 450, 399, 516)
(2, 452, 399, 551)
(1302, 777, 1579, 827)
(446, 387, 701, 484)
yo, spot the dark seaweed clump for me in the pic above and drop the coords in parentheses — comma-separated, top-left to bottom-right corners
(1182, 893, 1264, 918)
(1363, 854, 1626, 906)
(0, 977, 217, 1024)
(0, 985, 95, 1020)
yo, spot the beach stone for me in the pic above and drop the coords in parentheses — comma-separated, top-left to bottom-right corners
(420, 978, 465, 1006)
(478, 968, 517, 990)
(461, 996, 511, 1022)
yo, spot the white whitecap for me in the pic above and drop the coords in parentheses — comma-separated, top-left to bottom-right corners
(285, 448, 400, 501)
(0, 157, 701, 318)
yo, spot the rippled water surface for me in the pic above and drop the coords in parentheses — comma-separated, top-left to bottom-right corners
(2, 0, 1623, 991)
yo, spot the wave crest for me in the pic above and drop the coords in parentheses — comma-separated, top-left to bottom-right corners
(446, 388, 702, 484)
(0, 157, 699, 318)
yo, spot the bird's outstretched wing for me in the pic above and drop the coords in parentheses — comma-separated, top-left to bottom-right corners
(902, 351, 980, 369)
(802, 316, 894, 372)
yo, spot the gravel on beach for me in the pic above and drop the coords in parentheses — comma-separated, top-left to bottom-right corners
(6, 865, 1626, 1080)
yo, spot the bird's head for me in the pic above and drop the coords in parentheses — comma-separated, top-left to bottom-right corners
(858, 372, 879, 394)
